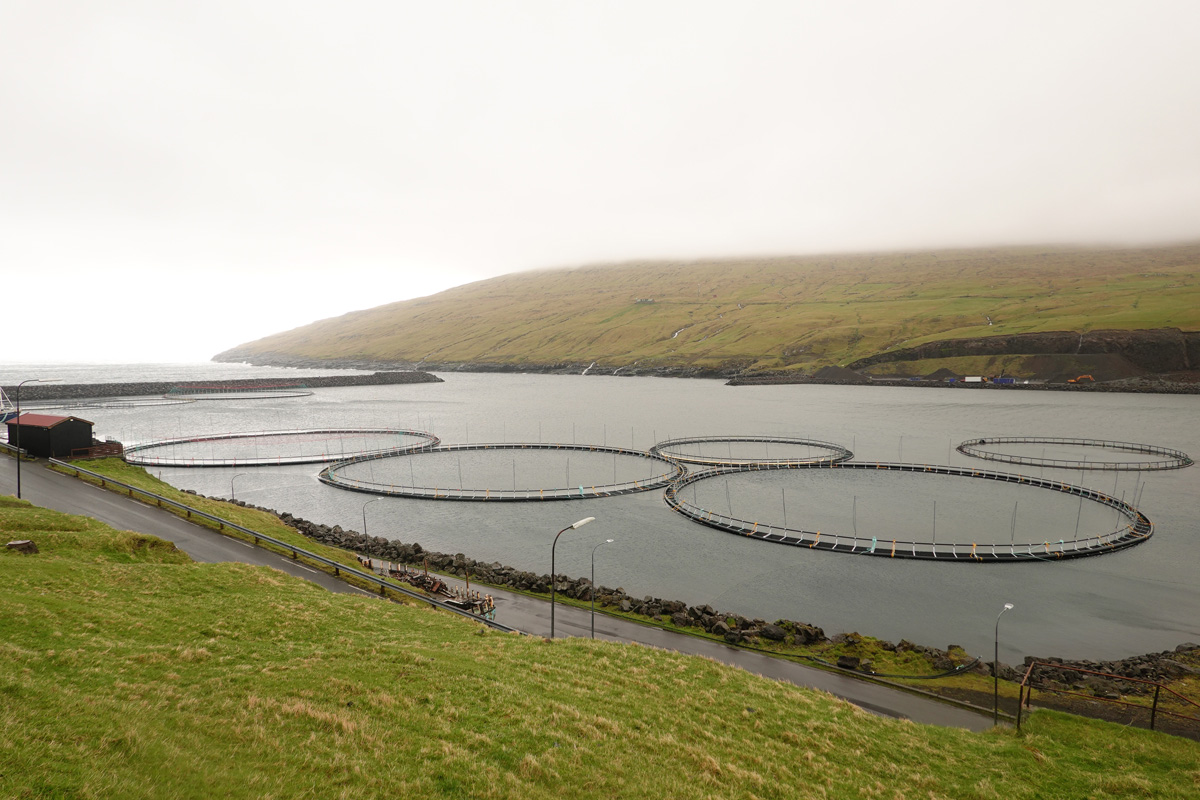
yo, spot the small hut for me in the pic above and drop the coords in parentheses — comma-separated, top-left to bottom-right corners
(6, 413, 95, 458)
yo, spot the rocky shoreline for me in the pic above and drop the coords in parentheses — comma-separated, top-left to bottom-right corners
(726, 373, 1200, 394)
(211, 352, 1200, 394)
(3, 371, 441, 402)
(213, 350, 739, 380)
(846, 327, 1200, 375)
(215, 493, 1198, 688)
(269, 502, 830, 649)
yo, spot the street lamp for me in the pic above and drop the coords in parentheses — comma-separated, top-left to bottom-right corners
(14, 378, 60, 500)
(231, 473, 248, 501)
(362, 497, 381, 536)
(994, 602, 1014, 725)
(550, 516, 595, 639)
(590, 538, 615, 639)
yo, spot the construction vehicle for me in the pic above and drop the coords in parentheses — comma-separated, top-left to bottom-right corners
(1067, 375, 1094, 383)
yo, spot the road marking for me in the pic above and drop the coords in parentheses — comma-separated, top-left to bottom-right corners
(234, 540, 255, 549)
(295, 564, 320, 574)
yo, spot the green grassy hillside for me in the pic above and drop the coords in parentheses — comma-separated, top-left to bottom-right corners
(218, 244, 1200, 372)
(4, 494, 1199, 799)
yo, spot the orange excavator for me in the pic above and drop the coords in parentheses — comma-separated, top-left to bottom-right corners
(1067, 375, 1095, 383)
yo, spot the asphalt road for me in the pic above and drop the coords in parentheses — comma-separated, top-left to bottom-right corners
(2, 455, 376, 598)
(2, 455, 991, 731)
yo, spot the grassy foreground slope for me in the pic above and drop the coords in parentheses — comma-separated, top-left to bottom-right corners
(4, 496, 1200, 799)
(217, 244, 1200, 372)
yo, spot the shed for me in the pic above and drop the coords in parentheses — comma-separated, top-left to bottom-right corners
(6, 413, 94, 458)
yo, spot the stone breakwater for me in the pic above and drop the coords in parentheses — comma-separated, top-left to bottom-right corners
(225, 497, 831, 648)
(3, 371, 442, 402)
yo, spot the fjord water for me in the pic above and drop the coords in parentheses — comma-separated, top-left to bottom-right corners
(13, 364, 1198, 664)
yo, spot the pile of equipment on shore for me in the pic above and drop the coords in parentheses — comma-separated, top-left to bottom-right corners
(357, 555, 495, 619)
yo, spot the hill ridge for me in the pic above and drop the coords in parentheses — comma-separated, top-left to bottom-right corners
(214, 243, 1200, 376)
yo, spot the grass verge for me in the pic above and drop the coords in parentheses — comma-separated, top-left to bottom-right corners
(3, 494, 1199, 799)
(47, 458, 422, 603)
(50, 458, 1200, 738)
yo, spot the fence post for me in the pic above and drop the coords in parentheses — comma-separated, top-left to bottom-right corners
(1016, 684, 1024, 731)
(1150, 684, 1161, 731)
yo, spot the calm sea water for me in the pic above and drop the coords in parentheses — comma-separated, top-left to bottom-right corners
(8, 362, 1198, 663)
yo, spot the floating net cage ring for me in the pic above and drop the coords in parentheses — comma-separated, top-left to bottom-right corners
(164, 383, 315, 400)
(161, 389, 315, 400)
(25, 397, 198, 410)
(664, 460, 1152, 563)
(650, 435, 854, 467)
(957, 437, 1193, 472)
(123, 428, 440, 468)
(318, 442, 686, 501)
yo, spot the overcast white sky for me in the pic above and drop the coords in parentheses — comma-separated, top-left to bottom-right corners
(4, 1, 1199, 363)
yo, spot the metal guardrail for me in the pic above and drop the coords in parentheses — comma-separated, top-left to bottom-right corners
(1018, 660, 1200, 733)
(47, 458, 520, 634)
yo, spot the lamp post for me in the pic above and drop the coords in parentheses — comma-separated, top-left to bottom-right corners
(590, 538, 615, 638)
(362, 497, 381, 536)
(994, 602, 1014, 725)
(14, 378, 59, 500)
(230, 473, 248, 501)
(550, 516, 595, 639)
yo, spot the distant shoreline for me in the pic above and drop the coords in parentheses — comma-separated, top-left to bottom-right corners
(725, 374, 1200, 394)
(209, 353, 1200, 395)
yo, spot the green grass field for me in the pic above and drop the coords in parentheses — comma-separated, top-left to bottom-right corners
(4, 493, 1199, 798)
(54, 458, 1200, 733)
(217, 244, 1200, 372)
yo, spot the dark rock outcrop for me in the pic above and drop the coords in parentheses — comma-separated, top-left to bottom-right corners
(1022, 645, 1200, 696)
(847, 328, 1199, 374)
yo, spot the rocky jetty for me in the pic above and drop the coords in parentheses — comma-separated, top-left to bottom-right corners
(4, 371, 441, 402)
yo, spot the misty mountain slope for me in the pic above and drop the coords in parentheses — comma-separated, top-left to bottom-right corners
(215, 244, 1200, 374)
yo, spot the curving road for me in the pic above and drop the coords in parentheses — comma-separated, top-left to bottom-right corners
(2, 455, 990, 731)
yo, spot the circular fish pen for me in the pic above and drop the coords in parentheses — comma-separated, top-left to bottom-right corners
(957, 437, 1193, 471)
(318, 442, 684, 500)
(650, 435, 853, 467)
(124, 428, 439, 467)
(664, 461, 1152, 562)
(26, 397, 198, 410)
